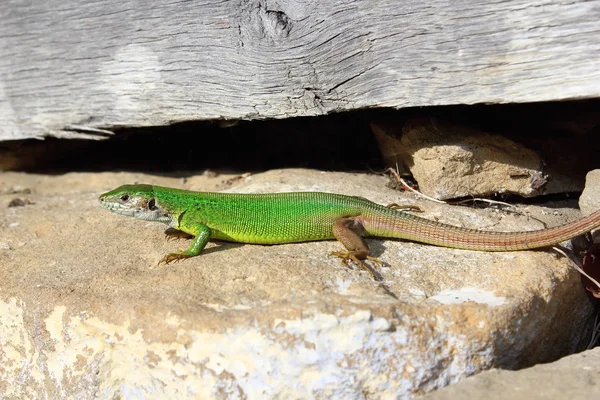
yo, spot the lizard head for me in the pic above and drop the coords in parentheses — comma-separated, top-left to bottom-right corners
(99, 184, 172, 224)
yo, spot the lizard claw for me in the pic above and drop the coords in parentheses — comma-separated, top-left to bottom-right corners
(329, 250, 355, 267)
(329, 250, 386, 281)
(158, 252, 192, 266)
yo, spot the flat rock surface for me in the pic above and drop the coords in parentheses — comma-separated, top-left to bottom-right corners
(421, 347, 600, 400)
(0, 169, 595, 399)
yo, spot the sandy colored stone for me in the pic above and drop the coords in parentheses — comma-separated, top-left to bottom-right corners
(373, 118, 546, 200)
(579, 169, 600, 246)
(579, 169, 600, 216)
(422, 347, 600, 400)
(0, 169, 594, 399)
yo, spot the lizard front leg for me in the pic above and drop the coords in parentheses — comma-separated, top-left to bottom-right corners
(159, 223, 211, 265)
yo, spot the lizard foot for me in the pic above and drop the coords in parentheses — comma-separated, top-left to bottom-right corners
(164, 228, 194, 242)
(158, 252, 192, 266)
(386, 203, 423, 212)
(330, 250, 385, 281)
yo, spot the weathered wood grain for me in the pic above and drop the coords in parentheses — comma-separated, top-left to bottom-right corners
(1, 0, 599, 140)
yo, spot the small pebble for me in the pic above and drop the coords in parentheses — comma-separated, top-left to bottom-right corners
(8, 198, 33, 207)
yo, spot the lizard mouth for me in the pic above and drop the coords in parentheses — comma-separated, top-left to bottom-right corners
(99, 199, 138, 217)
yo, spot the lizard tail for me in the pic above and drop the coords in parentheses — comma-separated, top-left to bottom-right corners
(361, 208, 600, 251)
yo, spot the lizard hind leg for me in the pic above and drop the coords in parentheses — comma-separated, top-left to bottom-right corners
(330, 217, 385, 280)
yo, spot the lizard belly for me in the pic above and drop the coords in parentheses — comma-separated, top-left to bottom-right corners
(209, 221, 335, 244)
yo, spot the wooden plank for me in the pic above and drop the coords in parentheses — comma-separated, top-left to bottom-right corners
(1, 0, 599, 140)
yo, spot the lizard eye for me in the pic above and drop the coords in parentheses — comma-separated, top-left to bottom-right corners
(120, 194, 130, 202)
(148, 199, 157, 210)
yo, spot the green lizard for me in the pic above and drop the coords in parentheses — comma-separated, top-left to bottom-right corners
(99, 184, 600, 266)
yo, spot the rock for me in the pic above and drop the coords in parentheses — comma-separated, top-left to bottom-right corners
(0, 169, 594, 398)
(373, 118, 546, 200)
(576, 169, 600, 297)
(421, 347, 600, 400)
(579, 170, 600, 216)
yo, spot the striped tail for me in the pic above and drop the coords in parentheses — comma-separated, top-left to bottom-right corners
(362, 208, 600, 251)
